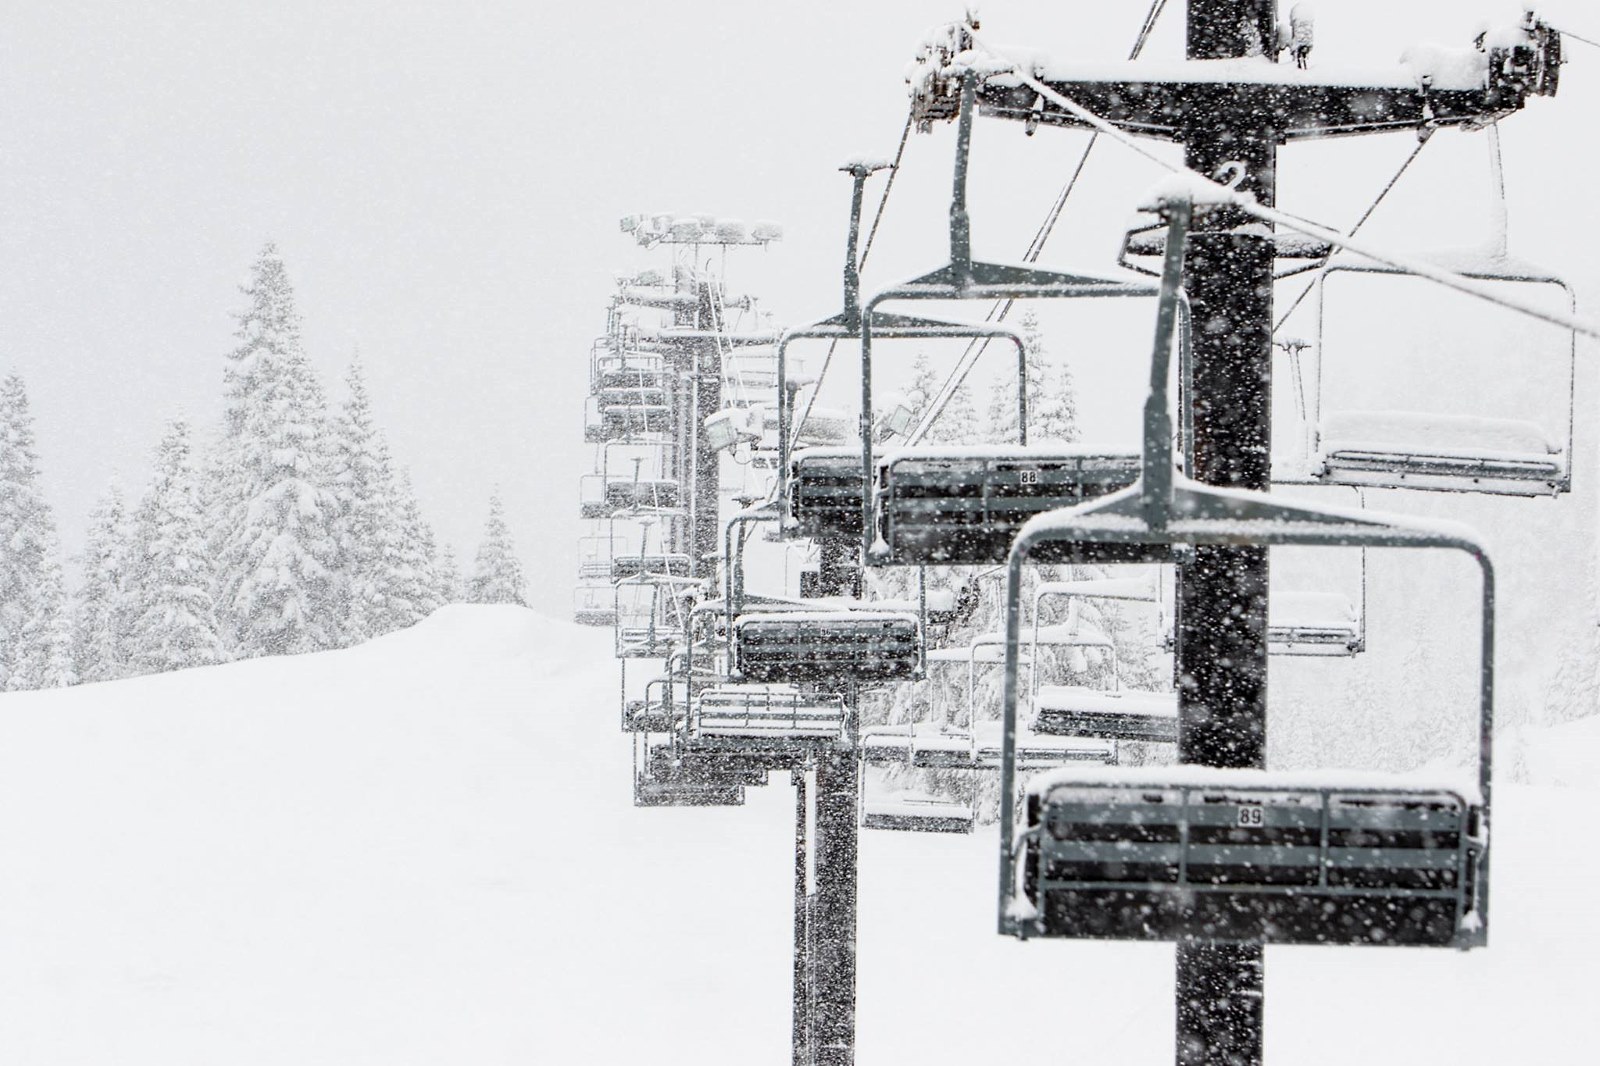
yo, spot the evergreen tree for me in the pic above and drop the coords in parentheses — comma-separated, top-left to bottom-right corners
(0, 374, 72, 690)
(329, 357, 405, 643)
(467, 493, 526, 606)
(388, 469, 444, 624)
(924, 382, 979, 445)
(1033, 348, 1082, 446)
(125, 420, 226, 675)
(984, 309, 1052, 444)
(434, 542, 463, 606)
(72, 483, 136, 683)
(211, 244, 342, 657)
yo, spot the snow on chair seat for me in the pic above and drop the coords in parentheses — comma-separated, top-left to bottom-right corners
(873, 446, 1157, 565)
(861, 789, 975, 834)
(1269, 589, 1361, 655)
(1020, 769, 1484, 947)
(1313, 410, 1567, 496)
(732, 610, 921, 684)
(858, 720, 1113, 769)
(690, 687, 848, 747)
(788, 447, 866, 539)
(1033, 686, 1177, 743)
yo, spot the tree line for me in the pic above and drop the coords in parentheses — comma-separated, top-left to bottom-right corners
(0, 244, 527, 691)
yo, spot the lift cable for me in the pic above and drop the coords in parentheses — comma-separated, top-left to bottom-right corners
(909, 0, 1169, 445)
(967, 27, 1600, 339)
(1272, 132, 1433, 334)
(1556, 26, 1600, 50)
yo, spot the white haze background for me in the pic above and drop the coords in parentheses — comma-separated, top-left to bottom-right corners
(5, 0, 1600, 621)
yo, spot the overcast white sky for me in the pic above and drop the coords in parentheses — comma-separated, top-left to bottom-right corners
(3, 1, 1597, 620)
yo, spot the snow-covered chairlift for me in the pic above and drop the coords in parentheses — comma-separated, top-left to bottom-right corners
(688, 686, 848, 749)
(623, 675, 683, 733)
(613, 577, 689, 660)
(579, 473, 682, 520)
(1268, 588, 1363, 656)
(1028, 578, 1176, 742)
(1296, 251, 1575, 497)
(609, 552, 693, 583)
(849, 71, 1164, 567)
(572, 582, 618, 627)
(789, 447, 867, 539)
(997, 197, 1495, 949)
(860, 788, 975, 834)
(873, 446, 1151, 565)
(731, 610, 921, 685)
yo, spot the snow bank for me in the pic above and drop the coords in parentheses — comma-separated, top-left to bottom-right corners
(1, 607, 1597, 1064)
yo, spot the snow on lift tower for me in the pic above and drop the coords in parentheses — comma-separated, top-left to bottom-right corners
(995, 196, 1495, 949)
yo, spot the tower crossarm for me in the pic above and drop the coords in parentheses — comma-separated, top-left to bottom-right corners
(909, 14, 1562, 142)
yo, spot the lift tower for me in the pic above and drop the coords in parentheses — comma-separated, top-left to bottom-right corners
(910, 4, 1560, 1063)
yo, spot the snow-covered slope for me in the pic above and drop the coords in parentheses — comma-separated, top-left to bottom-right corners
(0, 607, 1593, 1063)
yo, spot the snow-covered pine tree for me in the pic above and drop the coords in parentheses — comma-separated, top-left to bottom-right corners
(125, 419, 226, 675)
(983, 309, 1052, 444)
(0, 374, 73, 690)
(467, 493, 526, 606)
(211, 244, 342, 658)
(385, 469, 444, 624)
(924, 381, 979, 445)
(328, 357, 406, 643)
(1029, 312, 1082, 444)
(72, 483, 136, 683)
(434, 542, 463, 607)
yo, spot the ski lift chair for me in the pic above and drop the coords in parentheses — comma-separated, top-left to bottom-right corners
(1029, 576, 1177, 743)
(614, 577, 688, 660)
(855, 73, 1167, 568)
(623, 674, 684, 733)
(996, 196, 1495, 950)
(1297, 252, 1575, 497)
(861, 787, 976, 834)
(719, 503, 926, 687)
(774, 160, 1035, 548)
(632, 743, 751, 808)
(688, 686, 849, 752)
(572, 582, 618, 628)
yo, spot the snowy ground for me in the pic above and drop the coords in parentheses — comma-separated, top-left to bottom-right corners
(0, 607, 1593, 1064)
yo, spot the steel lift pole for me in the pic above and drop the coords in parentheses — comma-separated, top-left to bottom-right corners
(1173, 4, 1276, 1063)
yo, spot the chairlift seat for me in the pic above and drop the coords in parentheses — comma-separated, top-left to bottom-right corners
(1269, 590, 1362, 655)
(1313, 410, 1566, 496)
(732, 610, 920, 684)
(858, 721, 1114, 769)
(596, 367, 670, 394)
(573, 606, 619, 627)
(595, 407, 674, 440)
(875, 447, 1156, 564)
(861, 790, 975, 834)
(610, 553, 693, 582)
(623, 697, 679, 733)
(616, 626, 683, 659)
(1034, 686, 1178, 743)
(690, 687, 848, 746)
(580, 479, 682, 519)
(789, 448, 866, 538)
(634, 778, 745, 807)
(1020, 770, 1484, 947)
